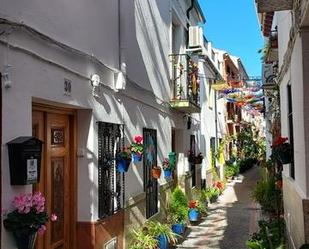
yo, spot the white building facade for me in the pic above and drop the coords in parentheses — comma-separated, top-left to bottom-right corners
(256, 0, 309, 247)
(0, 0, 220, 248)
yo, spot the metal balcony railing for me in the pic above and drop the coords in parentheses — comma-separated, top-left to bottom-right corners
(169, 54, 200, 113)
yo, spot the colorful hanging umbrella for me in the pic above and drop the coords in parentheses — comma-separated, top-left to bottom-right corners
(211, 80, 229, 91)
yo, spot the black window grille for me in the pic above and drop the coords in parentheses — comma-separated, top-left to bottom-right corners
(143, 128, 158, 218)
(190, 135, 196, 187)
(98, 122, 125, 219)
(287, 85, 295, 179)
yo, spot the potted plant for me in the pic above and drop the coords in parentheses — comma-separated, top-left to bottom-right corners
(194, 153, 204, 164)
(168, 152, 177, 170)
(116, 148, 131, 173)
(188, 200, 199, 222)
(213, 181, 225, 194)
(130, 135, 143, 162)
(152, 166, 162, 179)
(3, 192, 57, 249)
(203, 187, 220, 204)
(147, 221, 177, 249)
(129, 227, 158, 249)
(168, 187, 188, 235)
(271, 136, 292, 164)
(187, 150, 195, 164)
(162, 158, 172, 179)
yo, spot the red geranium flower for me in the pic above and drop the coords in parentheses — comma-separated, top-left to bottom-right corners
(188, 200, 198, 209)
(134, 135, 143, 144)
(272, 136, 288, 147)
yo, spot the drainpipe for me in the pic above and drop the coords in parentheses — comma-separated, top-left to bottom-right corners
(186, 0, 195, 48)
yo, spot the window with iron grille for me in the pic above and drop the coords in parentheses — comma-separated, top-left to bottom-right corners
(190, 135, 196, 187)
(143, 128, 158, 218)
(287, 85, 295, 179)
(98, 122, 125, 219)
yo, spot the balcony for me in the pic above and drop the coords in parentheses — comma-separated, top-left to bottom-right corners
(256, 0, 293, 13)
(169, 54, 201, 113)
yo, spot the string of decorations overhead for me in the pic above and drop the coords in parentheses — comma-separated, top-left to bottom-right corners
(212, 77, 264, 115)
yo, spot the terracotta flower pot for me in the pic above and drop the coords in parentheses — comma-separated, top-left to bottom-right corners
(152, 167, 162, 179)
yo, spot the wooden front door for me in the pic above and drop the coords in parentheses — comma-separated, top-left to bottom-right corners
(32, 109, 75, 249)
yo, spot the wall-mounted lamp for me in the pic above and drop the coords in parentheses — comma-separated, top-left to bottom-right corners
(91, 74, 101, 87)
(91, 74, 101, 97)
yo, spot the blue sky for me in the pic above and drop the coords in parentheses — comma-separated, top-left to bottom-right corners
(198, 0, 264, 76)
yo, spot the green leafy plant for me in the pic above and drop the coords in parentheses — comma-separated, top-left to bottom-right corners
(246, 219, 285, 249)
(191, 189, 208, 215)
(251, 177, 282, 214)
(203, 187, 220, 204)
(224, 161, 240, 179)
(117, 147, 132, 161)
(271, 136, 292, 163)
(162, 158, 172, 171)
(3, 192, 57, 235)
(146, 221, 177, 244)
(129, 227, 158, 249)
(130, 135, 143, 155)
(168, 187, 188, 224)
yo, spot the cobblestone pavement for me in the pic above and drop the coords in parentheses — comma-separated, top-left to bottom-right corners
(176, 166, 261, 249)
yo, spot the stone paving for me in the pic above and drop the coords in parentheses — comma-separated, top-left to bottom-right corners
(176, 166, 261, 249)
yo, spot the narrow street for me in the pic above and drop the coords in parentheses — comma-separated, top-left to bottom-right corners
(177, 166, 261, 249)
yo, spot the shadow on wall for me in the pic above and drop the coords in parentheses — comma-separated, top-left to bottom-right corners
(130, 0, 171, 100)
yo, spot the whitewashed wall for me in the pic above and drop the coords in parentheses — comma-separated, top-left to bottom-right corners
(0, 0, 206, 247)
(0, 0, 120, 69)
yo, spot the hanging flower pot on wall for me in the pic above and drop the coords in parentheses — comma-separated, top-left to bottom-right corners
(13, 229, 37, 249)
(152, 166, 162, 179)
(131, 152, 142, 162)
(194, 153, 204, 164)
(271, 136, 292, 165)
(168, 152, 177, 170)
(163, 169, 172, 179)
(116, 158, 130, 172)
(116, 149, 131, 173)
(130, 135, 143, 162)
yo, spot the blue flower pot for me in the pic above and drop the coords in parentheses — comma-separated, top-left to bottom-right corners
(172, 223, 184, 235)
(158, 234, 169, 249)
(188, 208, 199, 221)
(116, 158, 130, 173)
(164, 169, 172, 179)
(132, 153, 142, 162)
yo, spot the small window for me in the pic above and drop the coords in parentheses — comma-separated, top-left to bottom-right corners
(98, 122, 125, 219)
(287, 84, 295, 178)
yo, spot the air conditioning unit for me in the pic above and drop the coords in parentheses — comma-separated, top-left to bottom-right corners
(188, 26, 203, 50)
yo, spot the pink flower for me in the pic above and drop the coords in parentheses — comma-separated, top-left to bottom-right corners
(38, 225, 46, 235)
(134, 135, 143, 144)
(50, 213, 58, 222)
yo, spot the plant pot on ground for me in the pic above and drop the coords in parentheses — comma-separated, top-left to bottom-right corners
(168, 187, 188, 235)
(129, 227, 158, 249)
(188, 201, 199, 222)
(146, 221, 178, 249)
